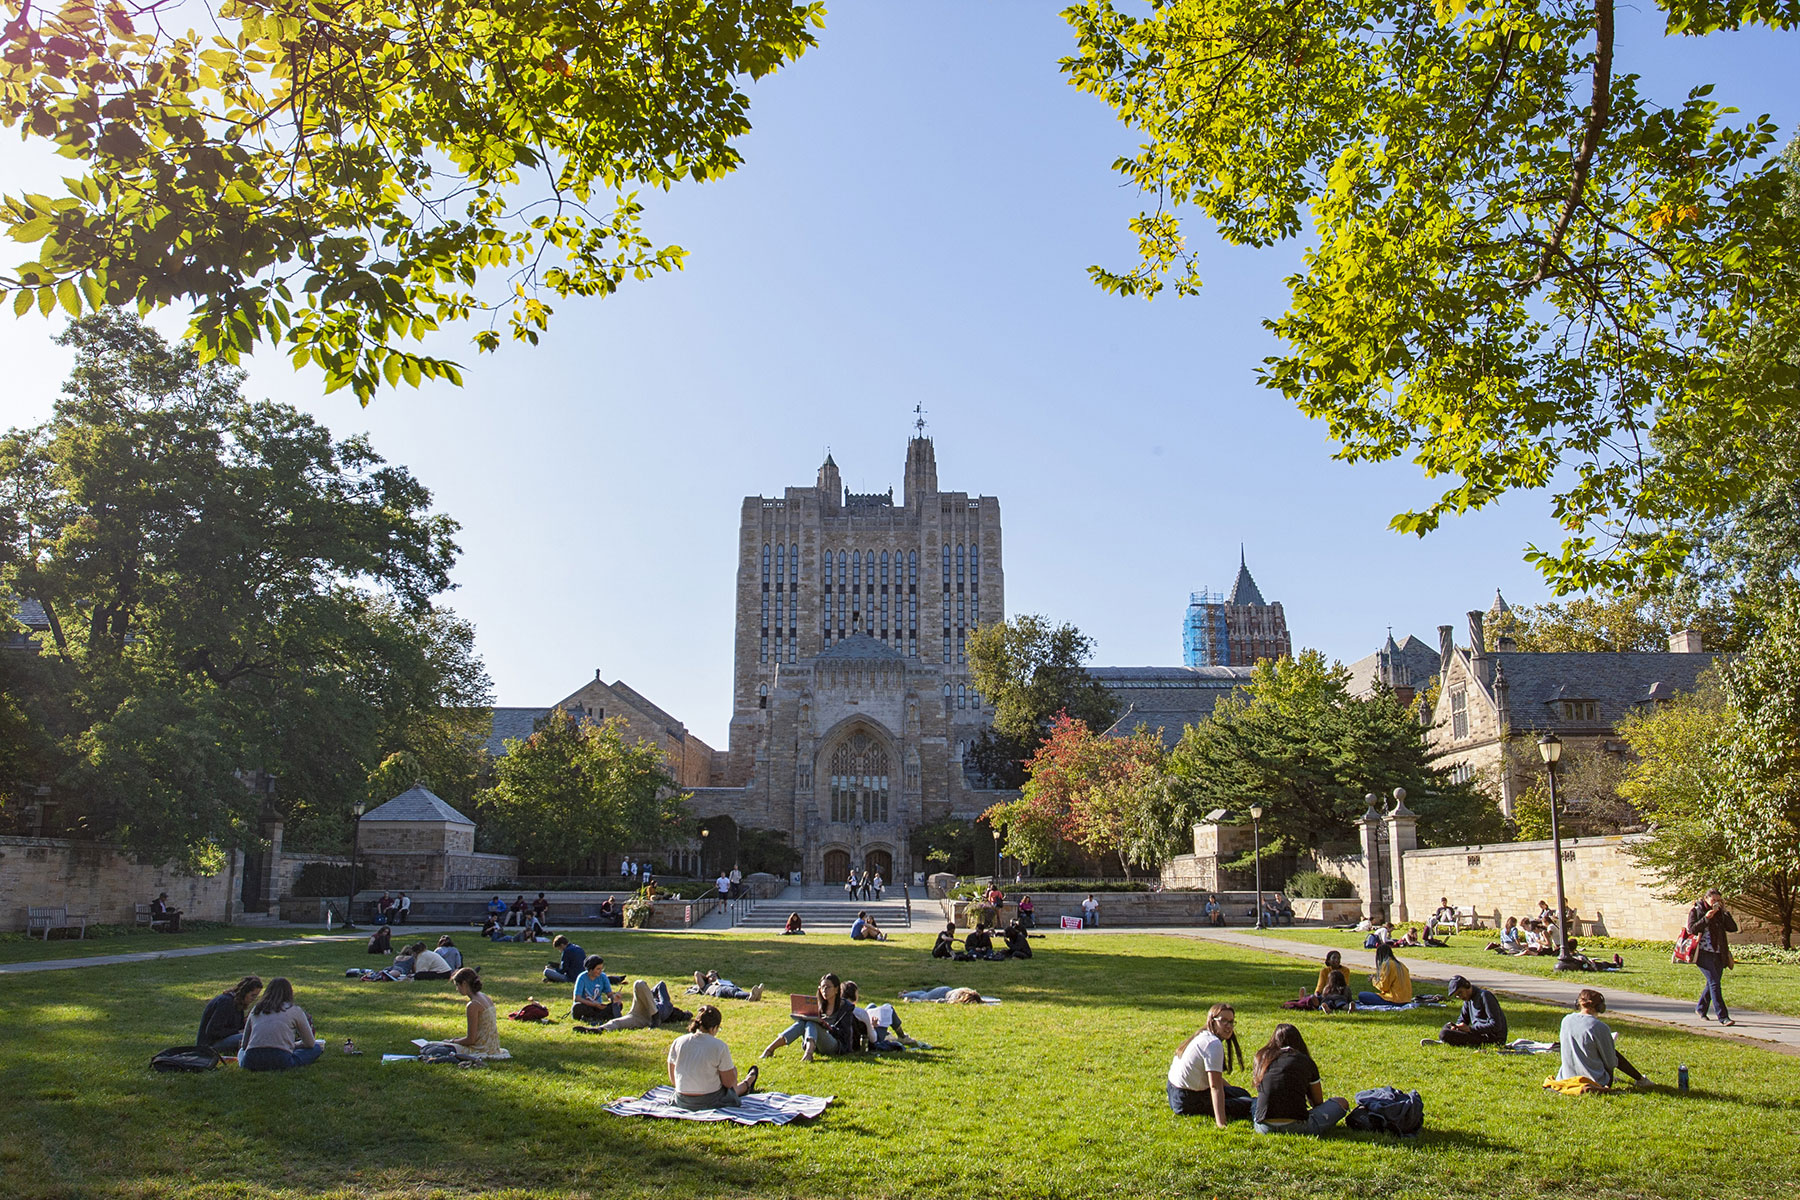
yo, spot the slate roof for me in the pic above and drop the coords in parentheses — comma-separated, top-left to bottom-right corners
(14, 598, 49, 629)
(362, 785, 475, 825)
(814, 633, 906, 664)
(603, 680, 689, 739)
(1491, 650, 1717, 731)
(1344, 633, 1441, 696)
(486, 706, 551, 756)
(1227, 550, 1267, 607)
(1090, 664, 1255, 747)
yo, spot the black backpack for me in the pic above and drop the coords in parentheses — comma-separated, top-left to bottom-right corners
(1344, 1086, 1425, 1136)
(150, 1045, 222, 1073)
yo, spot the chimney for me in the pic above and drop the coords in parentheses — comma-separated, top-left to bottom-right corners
(595, 668, 603, 680)
(1669, 630, 1704, 654)
(1438, 624, 1455, 679)
(1467, 611, 1491, 688)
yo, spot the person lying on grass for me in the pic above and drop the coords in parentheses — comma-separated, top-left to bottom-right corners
(1167, 1002, 1253, 1125)
(668, 1005, 760, 1110)
(1251, 1024, 1349, 1136)
(900, 986, 985, 1002)
(579, 979, 679, 1033)
(441, 967, 501, 1056)
(689, 970, 766, 1001)
(198, 975, 262, 1054)
(239, 977, 324, 1072)
(761, 973, 856, 1062)
(1556, 988, 1648, 1089)
(1425, 975, 1507, 1047)
(1356, 943, 1414, 1009)
(1561, 938, 1626, 973)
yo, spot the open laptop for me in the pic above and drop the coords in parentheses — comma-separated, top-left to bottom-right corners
(789, 993, 821, 1019)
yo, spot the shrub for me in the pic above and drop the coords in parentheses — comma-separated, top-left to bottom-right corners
(289, 862, 378, 897)
(1287, 870, 1354, 899)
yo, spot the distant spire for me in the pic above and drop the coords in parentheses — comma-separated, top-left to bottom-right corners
(1228, 548, 1266, 607)
(1488, 588, 1511, 617)
(912, 403, 929, 438)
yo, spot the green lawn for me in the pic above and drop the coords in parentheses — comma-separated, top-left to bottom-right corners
(1253, 926, 1800, 1019)
(0, 924, 340, 965)
(3, 929, 1796, 1200)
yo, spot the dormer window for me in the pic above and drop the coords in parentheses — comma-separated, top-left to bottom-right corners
(1561, 700, 1599, 722)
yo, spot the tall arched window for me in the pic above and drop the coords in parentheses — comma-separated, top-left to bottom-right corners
(852, 550, 861, 586)
(881, 551, 889, 585)
(762, 544, 771, 585)
(775, 543, 784, 585)
(824, 551, 833, 587)
(942, 683, 952, 710)
(942, 545, 951, 585)
(971, 545, 979, 587)
(838, 550, 846, 583)
(957, 544, 965, 583)
(791, 543, 799, 584)
(957, 684, 967, 709)
(758, 683, 768, 709)
(909, 550, 917, 585)
(828, 732, 889, 823)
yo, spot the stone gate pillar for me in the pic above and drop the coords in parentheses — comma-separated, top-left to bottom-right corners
(1358, 796, 1386, 924)
(1385, 788, 1418, 926)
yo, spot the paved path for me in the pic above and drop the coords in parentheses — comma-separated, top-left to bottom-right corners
(1157, 927, 1800, 1056)
(0, 935, 365, 975)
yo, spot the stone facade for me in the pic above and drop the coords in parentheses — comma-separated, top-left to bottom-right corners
(1182, 552, 1291, 667)
(550, 675, 723, 789)
(0, 835, 242, 930)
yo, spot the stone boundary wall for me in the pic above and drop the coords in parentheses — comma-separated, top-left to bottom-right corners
(0, 835, 240, 931)
(274, 853, 349, 899)
(944, 890, 1322, 928)
(1400, 835, 1781, 943)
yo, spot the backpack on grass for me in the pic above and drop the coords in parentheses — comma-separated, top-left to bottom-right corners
(1344, 1086, 1424, 1136)
(150, 1045, 222, 1073)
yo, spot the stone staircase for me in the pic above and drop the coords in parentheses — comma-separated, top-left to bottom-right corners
(732, 885, 916, 932)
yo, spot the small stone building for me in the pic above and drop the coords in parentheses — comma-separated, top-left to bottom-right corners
(357, 786, 515, 890)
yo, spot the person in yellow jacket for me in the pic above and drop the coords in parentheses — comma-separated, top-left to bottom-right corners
(1355, 943, 1414, 1009)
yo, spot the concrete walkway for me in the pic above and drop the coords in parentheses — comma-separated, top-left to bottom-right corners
(0, 935, 365, 975)
(1159, 927, 1800, 1056)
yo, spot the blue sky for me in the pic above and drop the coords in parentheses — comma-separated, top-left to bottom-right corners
(1, 5, 1793, 746)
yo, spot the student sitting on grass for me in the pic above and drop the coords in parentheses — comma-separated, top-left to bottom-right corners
(435, 936, 462, 971)
(783, 911, 806, 935)
(1355, 943, 1414, 1009)
(239, 978, 324, 1071)
(543, 935, 585, 983)
(198, 975, 263, 1054)
(962, 924, 1000, 960)
(366, 926, 392, 955)
(441, 967, 501, 1056)
(1167, 1002, 1253, 1124)
(690, 970, 765, 1001)
(1252, 1024, 1349, 1135)
(838, 983, 915, 1049)
(390, 944, 420, 977)
(932, 923, 960, 959)
(1311, 952, 1353, 1012)
(999, 919, 1032, 959)
(760, 973, 852, 1062)
(1425, 975, 1507, 1047)
(410, 942, 454, 981)
(1486, 917, 1523, 954)
(1562, 937, 1626, 972)
(1557, 988, 1648, 1089)
(571, 956, 616, 1021)
(667, 1005, 760, 1110)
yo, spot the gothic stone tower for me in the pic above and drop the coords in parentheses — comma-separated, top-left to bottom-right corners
(722, 435, 1004, 883)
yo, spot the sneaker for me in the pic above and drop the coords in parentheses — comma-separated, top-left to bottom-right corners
(749, 983, 764, 1002)
(572, 1025, 605, 1035)
(1613, 953, 1624, 968)
(1719, 1017, 1737, 1026)
(1420, 1037, 1442, 1046)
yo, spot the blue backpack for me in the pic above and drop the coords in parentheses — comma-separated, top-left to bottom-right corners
(1345, 1086, 1424, 1136)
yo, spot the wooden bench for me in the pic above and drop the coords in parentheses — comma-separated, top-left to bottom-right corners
(26, 905, 89, 940)
(135, 902, 173, 932)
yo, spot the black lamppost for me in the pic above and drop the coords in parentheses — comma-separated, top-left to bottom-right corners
(1250, 803, 1265, 929)
(700, 827, 710, 881)
(343, 799, 366, 929)
(992, 827, 1002, 881)
(1538, 733, 1580, 971)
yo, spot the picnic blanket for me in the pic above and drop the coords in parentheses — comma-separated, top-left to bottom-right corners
(1498, 1039, 1559, 1055)
(407, 1038, 512, 1060)
(605, 1085, 832, 1125)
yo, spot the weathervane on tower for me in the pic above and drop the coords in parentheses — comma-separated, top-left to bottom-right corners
(912, 403, 928, 437)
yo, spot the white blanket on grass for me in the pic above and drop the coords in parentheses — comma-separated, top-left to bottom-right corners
(605, 1085, 832, 1125)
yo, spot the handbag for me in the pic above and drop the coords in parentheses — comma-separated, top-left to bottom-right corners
(1672, 927, 1699, 965)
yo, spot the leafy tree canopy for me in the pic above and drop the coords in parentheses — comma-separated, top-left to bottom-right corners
(479, 708, 686, 876)
(0, 310, 489, 864)
(1066, 1, 1800, 594)
(1165, 650, 1502, 855)
(966, 614, 1119, 789)
(1486, 587, 1747, 653)
(0, 1, 825, 402)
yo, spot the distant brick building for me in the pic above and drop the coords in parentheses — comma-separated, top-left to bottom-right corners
(1182, 551, 1292, 667)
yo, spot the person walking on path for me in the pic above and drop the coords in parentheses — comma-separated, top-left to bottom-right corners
(1688, 888, 1740, 1026)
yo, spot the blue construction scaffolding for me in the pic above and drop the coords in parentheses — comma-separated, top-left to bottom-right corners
(1183, 590, 1229, 667)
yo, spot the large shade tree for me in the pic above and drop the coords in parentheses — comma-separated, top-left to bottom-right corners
(966, 614, 1119, 790)
(0, 311, 490, 865)
(1066, 1, 1800, 594)
(0, 1, 825, 402)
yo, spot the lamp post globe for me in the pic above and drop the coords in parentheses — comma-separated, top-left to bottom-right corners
(992, 827, 1002, 880)
(1536, 733, 1579, 970)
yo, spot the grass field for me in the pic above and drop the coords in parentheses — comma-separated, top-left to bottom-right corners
(1253, 926, 1800, 1019)
(3, 929, 1796, 1200)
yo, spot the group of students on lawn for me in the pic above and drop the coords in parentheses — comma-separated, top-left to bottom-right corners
(1171, 980, 1647, 1135)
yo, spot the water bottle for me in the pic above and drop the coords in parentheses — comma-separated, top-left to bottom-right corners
(1678, 1064, 1689, 1091)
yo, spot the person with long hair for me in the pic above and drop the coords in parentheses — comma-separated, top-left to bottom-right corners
(434, 935, 462, 971)
(1312, 951, 1353, 1012)
(238, 978, 323, 1071)
(442, 967, 500, 1055)
(760, 973, 848, 1062)
(410, 941, 454, 981)
(1688, 887, 1740, 1026)
(782, 911, 805, 935)
(1167, 1002, 1253, 1125)
(1251, 1024, 1348, 1135)
(197, 975, 263, 1053)
(1556, 989, 1648, 1088)
(667, 1005, 760, 1109)
(1355, 942, 1413, 1009)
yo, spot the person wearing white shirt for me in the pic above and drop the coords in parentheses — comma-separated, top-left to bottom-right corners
(397, 892, 412, 924)
(667, 1005, 758, 1109)
(1081, 894, 1100, 928)
(716, 871, 732, 897)
(1167, 1003, 1252, 1125)
(729, 866, 743, 896)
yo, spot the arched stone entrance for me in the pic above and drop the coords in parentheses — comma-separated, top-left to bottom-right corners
(864, 848, 893, 881)
(822, 848, 851, 883)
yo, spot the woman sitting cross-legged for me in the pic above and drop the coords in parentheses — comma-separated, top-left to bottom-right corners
(238, 978, 324, 1071)
(1355, 943, 1414, 1009)
(783, 912, 806, 935)
(761, 973, 855, 1062)
(1251, 1024, 1349, 1136)
(1167, 1002, 1254, 1125)
(1311, 952, 1354, 1012)
(197, 975, 263, 1054)
(439, 967, 501, 1055)
(667, 1004, 760, 1109)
